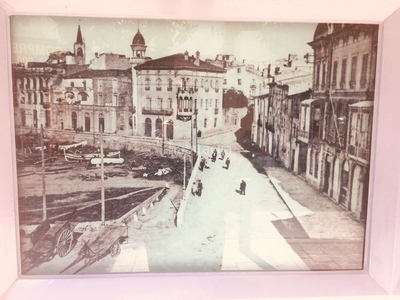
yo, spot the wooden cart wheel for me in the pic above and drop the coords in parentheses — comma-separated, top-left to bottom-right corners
(110, 241, 121, 258)
(57, 229, 73, 258)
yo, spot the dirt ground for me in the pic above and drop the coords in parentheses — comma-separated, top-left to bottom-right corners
(16, 148, 187, 228)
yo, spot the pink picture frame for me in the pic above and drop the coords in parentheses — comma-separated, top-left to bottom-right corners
(1, 0, 400, 299)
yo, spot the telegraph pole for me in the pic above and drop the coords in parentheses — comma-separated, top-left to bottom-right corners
(40, 124, 47, 221)
(100, 125, 105, 226)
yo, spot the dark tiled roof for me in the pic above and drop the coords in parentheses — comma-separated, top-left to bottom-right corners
(64, 68, 132, 79)
(135, 53, 226, 73)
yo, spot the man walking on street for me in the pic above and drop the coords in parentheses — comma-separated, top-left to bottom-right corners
(225, 157, 230, 170)
(197, 180, 203, 196)
(240, 180, 246, 195)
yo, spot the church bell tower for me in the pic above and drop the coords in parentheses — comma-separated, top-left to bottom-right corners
(74, 25, 86, 65)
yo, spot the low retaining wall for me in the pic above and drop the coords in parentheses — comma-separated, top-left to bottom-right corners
(118, 188, 167, 224)
(176, 156, 201, 227)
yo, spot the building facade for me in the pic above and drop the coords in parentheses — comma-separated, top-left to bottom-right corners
(306, 23, 378, 219)
(133, 51, 226, 143)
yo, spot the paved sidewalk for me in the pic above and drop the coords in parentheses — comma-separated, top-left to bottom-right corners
(257, 156, 366, 271)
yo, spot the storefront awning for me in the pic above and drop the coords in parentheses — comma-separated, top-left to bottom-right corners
(300, 98, 317, 106)
(349, 101, 374, 108)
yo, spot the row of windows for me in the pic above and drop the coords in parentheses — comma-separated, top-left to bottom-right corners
(18, 77, 46, 91)
(315, 53, 370, 90)
(144, 98, 173, 110)
(144, 77, 221, 91)
(21, 109, 109, 133)
(177, 97, 219, 111)
(21, 92, 45, 105)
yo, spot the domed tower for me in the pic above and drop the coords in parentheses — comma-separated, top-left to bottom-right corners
(74, 25, 86, 65)
(131, 29, 147, 59)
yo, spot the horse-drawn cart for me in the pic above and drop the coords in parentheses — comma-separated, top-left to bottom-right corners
(60, 224, 127, 274)
(22, 220, 75, 273)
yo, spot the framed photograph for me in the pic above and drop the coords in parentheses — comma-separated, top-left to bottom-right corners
(1, 0, 400, 299)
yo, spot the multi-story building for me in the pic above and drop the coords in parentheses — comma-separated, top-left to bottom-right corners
(252, 55, 313, 171)
(133, 50, 226, 142)
(13, 25, 135, 141)
(12, 25, 88, 134)
(306, 23, 378, 219)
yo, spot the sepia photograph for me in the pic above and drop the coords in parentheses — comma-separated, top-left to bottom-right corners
(10, 16, 378, 275)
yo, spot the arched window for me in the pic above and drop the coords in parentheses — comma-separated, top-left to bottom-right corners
(33, 109, 38, 128)
(215, 80, 219, 92)
(168, 98, 173, 109)
(98, 113, 104, 133)
(21, 109, 26, 126)
(157, 98, 163, 110)
(145, 118, 152, 137)
(155, 118, 162, 138)
(33, 92, 37, 104)
(194, 79, 198, 91)
(204, 80, 209, 92)
(71, 112, 77, 129)
(145, 78, 150, 91)
(168, 78, 173, 91)
(156, 78, 162, 91)
(146, 97, 152, 109)
(183, 96, 189, 112)
(45, 110, 50, 128)
(85, 112, 90, 132)
(40, 92, 44, 104)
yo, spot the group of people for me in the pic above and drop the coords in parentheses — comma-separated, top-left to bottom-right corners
(199, 149, 231, 172)
(191, 180, 203, 197)
(193, 148, 235, 198)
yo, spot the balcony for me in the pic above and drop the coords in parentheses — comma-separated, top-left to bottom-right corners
(145, 87, 150, 91)
(349, 80, 356, 89)
(339, 81, 346, 89)
(214, 108, 219, 114)
(177, 108, 194, 121)
(348, 144, 370, 162)
(250, 84, 256, 89)
(156, 87, 162, 91)
(142, 107, 173, 116)
(177, 87, 195, 94)
(167, 87, 172, 91)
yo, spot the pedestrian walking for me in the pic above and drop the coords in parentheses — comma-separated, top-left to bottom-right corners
(199, 156, 205, 171)
(220, 150, 225, 160)
(191, 182, 197, 196)
(196, 180, 203, 196)
(240, 180, 246, 195)
(211, 149, 217, 162)
(225, 157, 230, 170)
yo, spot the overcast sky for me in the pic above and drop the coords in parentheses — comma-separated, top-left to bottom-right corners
(10, 16, 317, 66)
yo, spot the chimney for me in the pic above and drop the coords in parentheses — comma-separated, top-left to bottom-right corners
(194, 51, 200, 66)
(184, 50, 189, 60)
